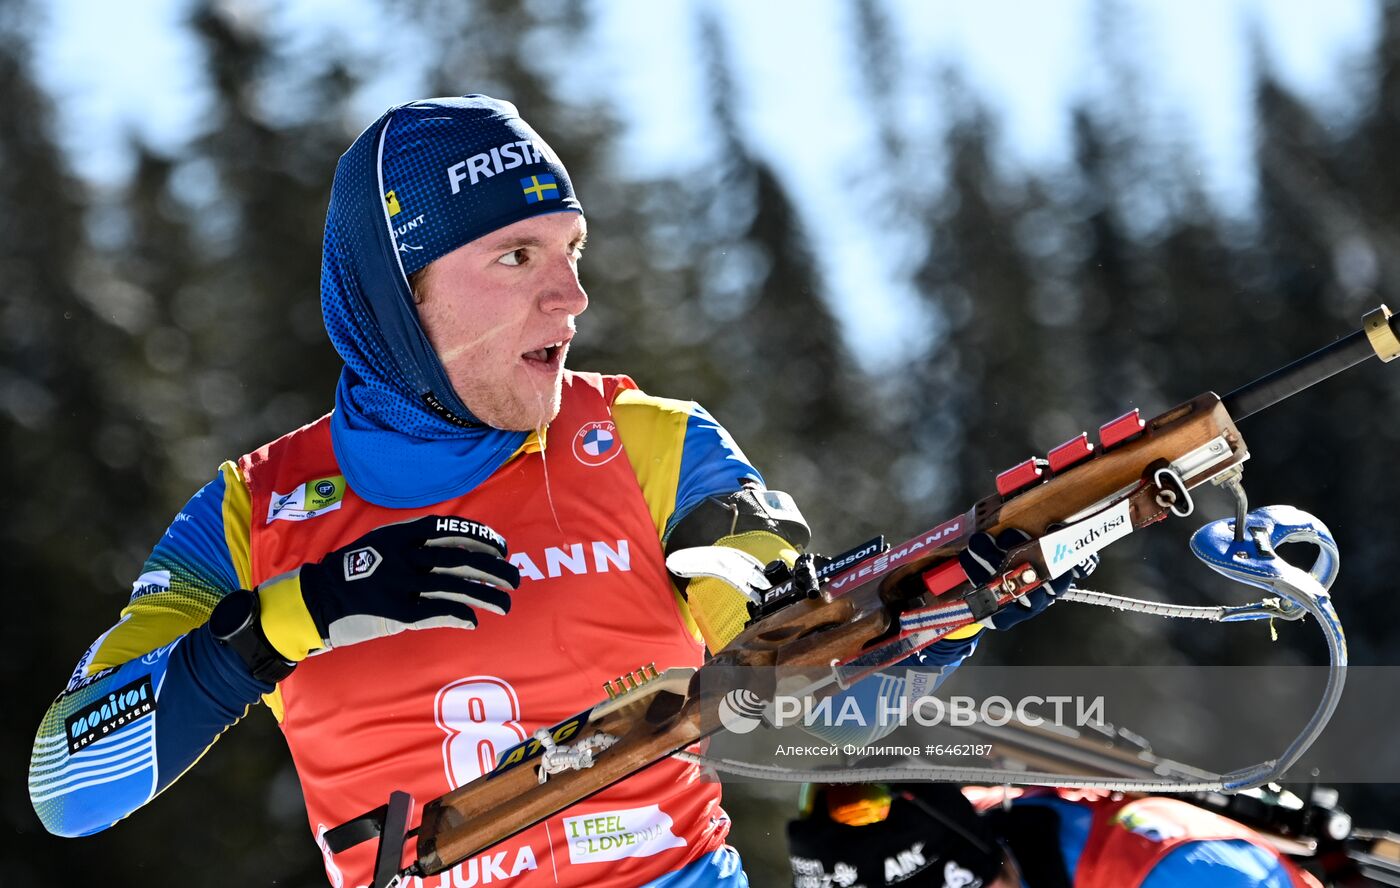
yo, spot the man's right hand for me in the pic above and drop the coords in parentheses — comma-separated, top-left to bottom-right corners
(258, 515, 519, 660)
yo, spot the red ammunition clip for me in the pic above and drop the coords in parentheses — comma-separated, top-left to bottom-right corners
(1099, 409, 1145, 449)
(1046, 433, 1094, 472)
(921, 559, 969, 597)
(996, 458, 1048, 497)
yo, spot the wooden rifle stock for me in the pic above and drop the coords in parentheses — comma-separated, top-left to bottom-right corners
(400, 393, 1247, 875)
(416, 568, 894, 871)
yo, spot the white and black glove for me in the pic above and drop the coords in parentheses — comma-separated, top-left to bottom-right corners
(230, 515, 519, 669)
(299, 515, 518, 649)
(958, 528, 1098, 631)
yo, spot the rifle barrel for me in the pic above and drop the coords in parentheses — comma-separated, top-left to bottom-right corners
(1222, 305, 1400, 421)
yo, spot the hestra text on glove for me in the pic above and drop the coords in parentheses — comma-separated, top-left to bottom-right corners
(258, 514, 520, 660)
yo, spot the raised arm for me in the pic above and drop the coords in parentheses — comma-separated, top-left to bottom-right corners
(612, 388, 801, 651)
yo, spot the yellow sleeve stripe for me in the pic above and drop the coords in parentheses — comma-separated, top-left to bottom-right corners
(944, 623, 983, 640)
(220, 461, 253, 591)
(612, 389, 693, 542)
(687, 530, 798, 653)
(91, 592, 217, 673)
(258, 570, 321, 661)
(221, 462, 295, 718)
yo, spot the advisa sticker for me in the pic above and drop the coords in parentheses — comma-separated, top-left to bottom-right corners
(1038, 499, 1133, 579)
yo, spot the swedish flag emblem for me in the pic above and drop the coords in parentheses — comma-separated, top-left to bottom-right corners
(384, 190, 402, 216)
(520, 174, 559, 204)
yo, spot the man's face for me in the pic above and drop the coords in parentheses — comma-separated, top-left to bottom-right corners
(413, 211, 588, 431)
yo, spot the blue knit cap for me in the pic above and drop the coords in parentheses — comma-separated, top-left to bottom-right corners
(381, 96, 582, 277)
(321, 96, 582, 508)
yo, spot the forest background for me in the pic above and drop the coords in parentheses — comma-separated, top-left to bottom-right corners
(4, 0, 1400, 884)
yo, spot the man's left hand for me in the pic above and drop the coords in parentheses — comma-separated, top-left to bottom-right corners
(958, 528, 1098, 631)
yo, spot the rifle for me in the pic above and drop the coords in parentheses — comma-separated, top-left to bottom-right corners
(327, 305, 1400, 888)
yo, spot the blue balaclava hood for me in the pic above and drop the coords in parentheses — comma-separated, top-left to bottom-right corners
(321, 95, 582, 507)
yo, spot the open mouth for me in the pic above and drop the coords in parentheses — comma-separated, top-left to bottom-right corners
(521, 340, 567, 370)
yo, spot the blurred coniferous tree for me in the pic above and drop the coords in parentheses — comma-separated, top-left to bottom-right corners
(1050, 105, 1240, 668)
(678, 14, 905, 882)
(181, 3, 350, 458)
(1248, 55, 1400, 666)
(681, 12, 888, 546)
(0, 5, 168, 883)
